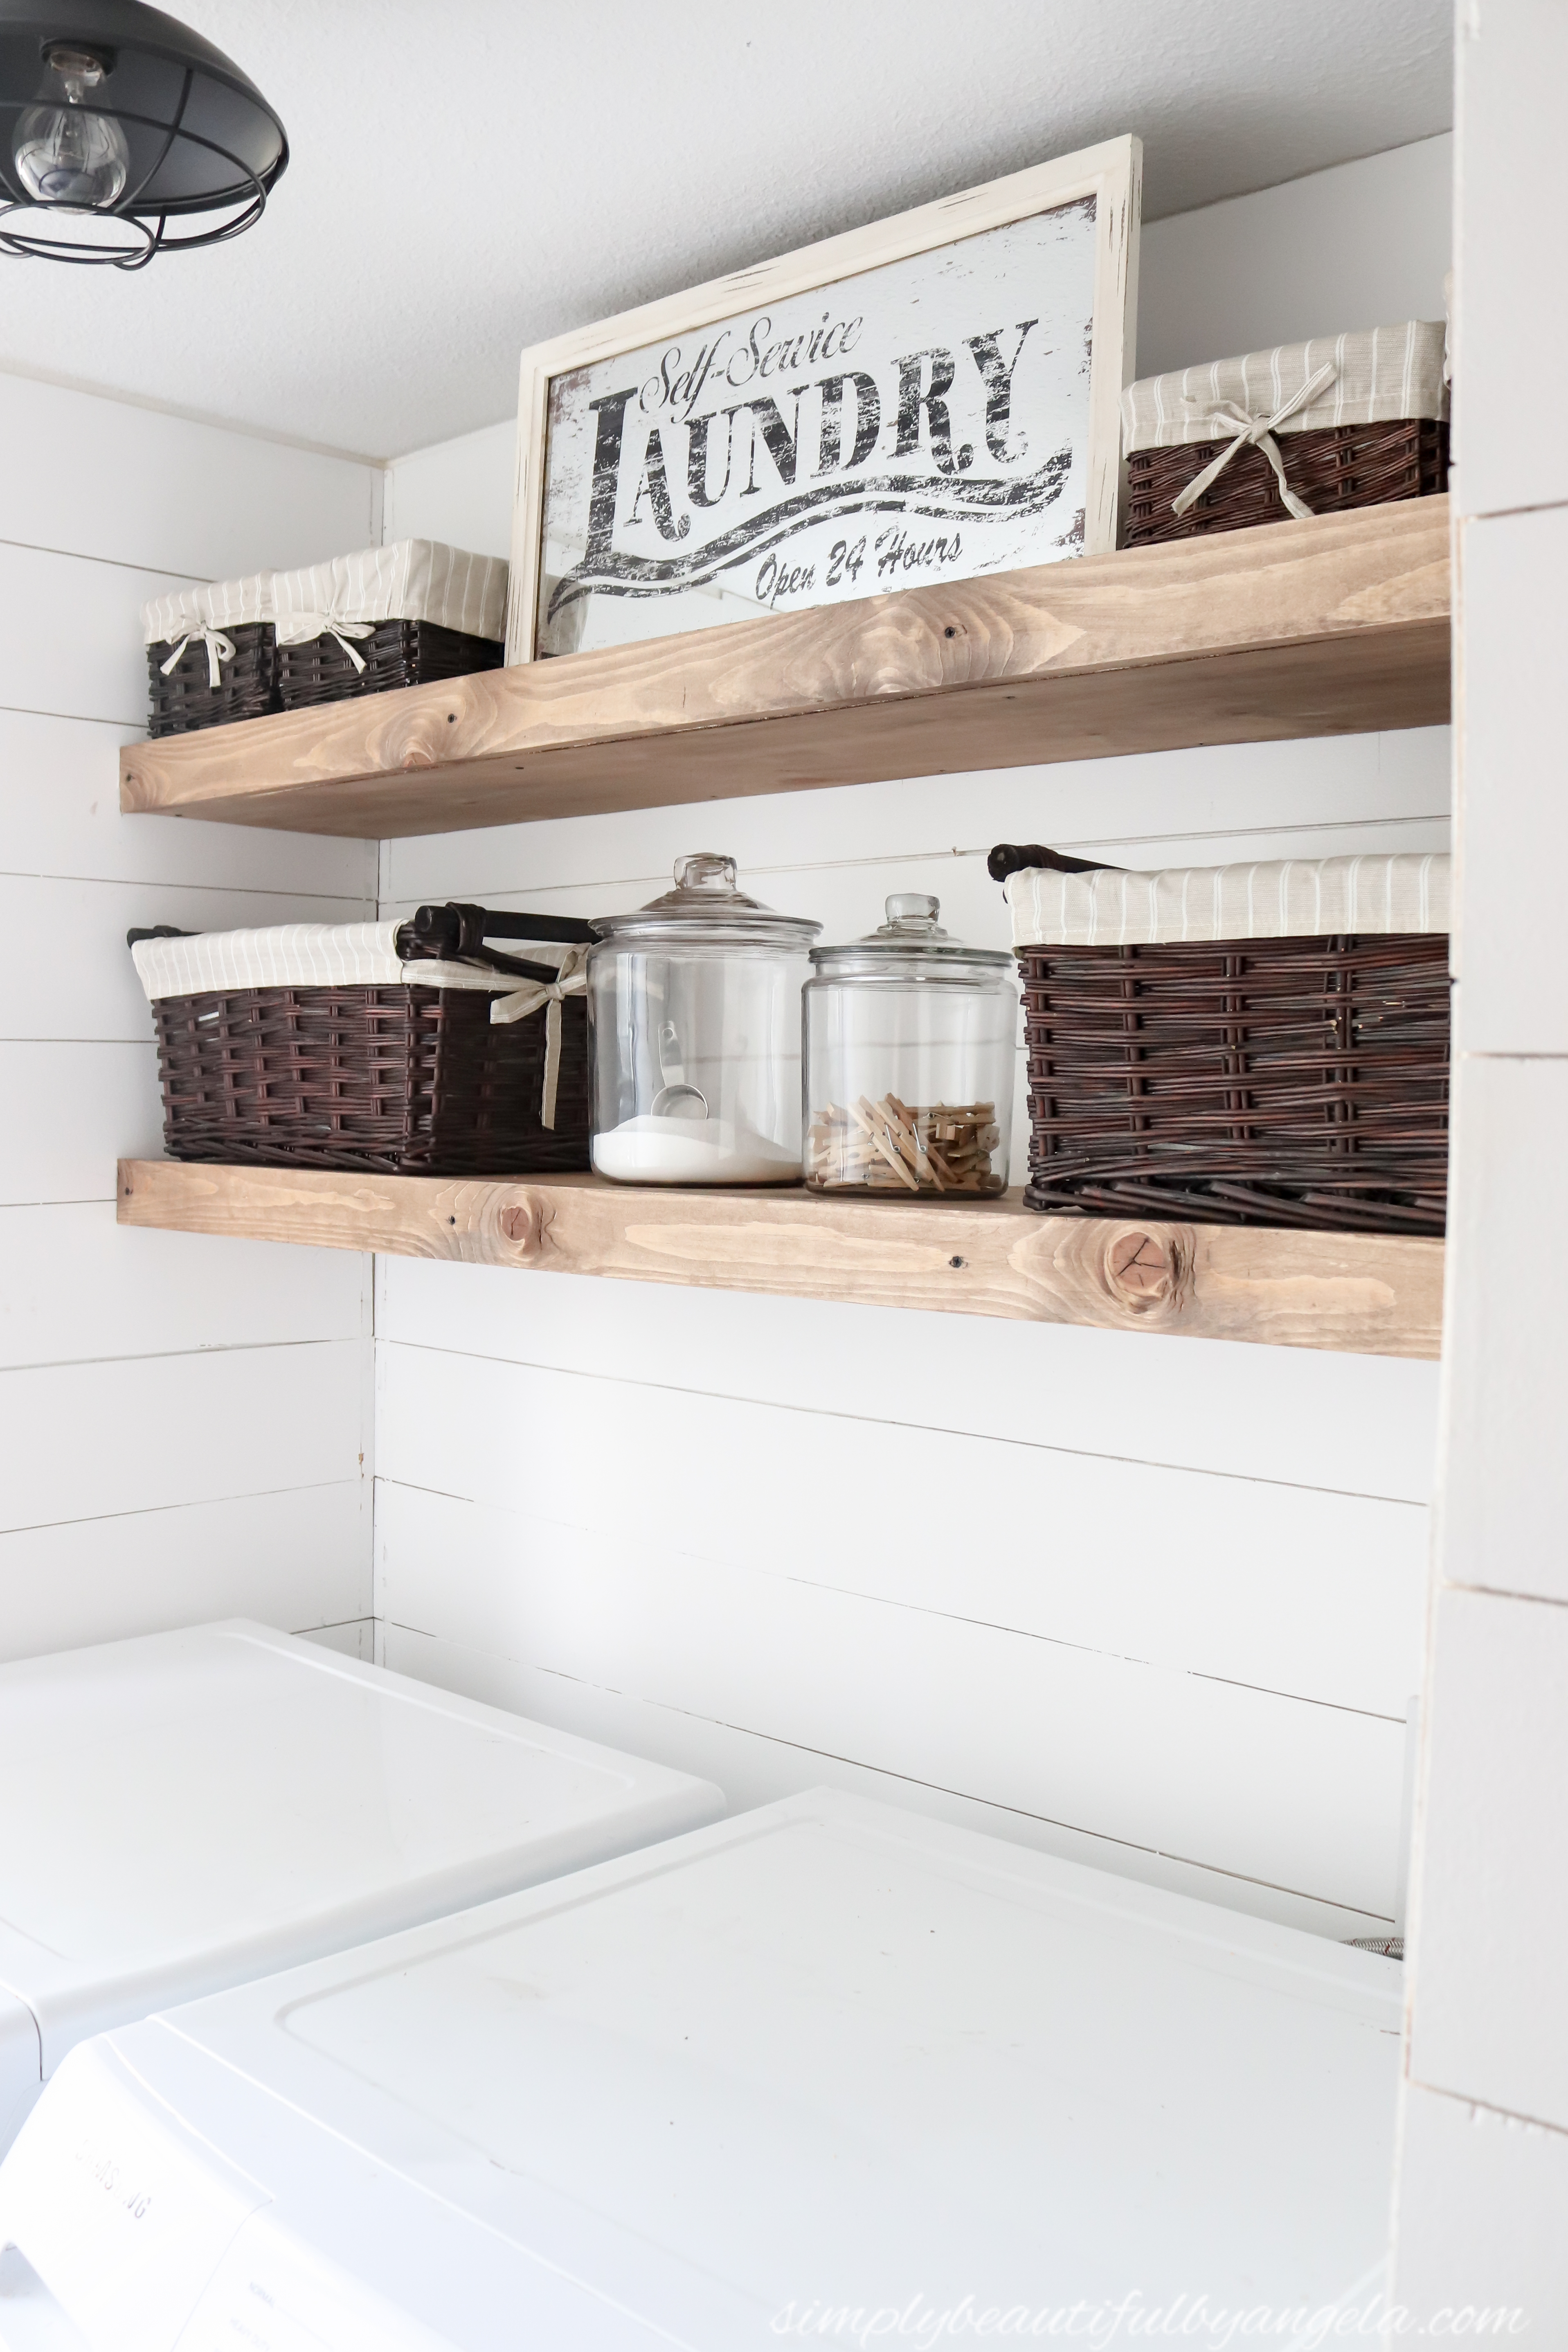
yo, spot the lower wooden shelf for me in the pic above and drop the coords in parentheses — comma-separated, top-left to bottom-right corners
(117, 1159, 1443, 1358)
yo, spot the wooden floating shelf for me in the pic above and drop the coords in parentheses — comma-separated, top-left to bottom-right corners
(117, 1160, 1444, 1359)
(119, 501, 1451, 841)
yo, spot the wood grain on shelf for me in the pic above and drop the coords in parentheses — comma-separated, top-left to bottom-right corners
(117, 1160, 1444, 1358)
(119, 501, 1451, 840)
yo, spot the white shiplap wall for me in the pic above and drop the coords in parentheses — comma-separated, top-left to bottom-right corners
(0, 374, 381, 1663)
(1390, 4, 1568, 2316)
(373, 139, 1452, 1942)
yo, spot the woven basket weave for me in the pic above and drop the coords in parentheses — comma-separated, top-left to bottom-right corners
(1124, 418, 1449, 547)
(277, 619, 504, 712)
(1017, 932, 1449, 1233)
(148, 982, 589, 1175)
(147, 623, 279, 738)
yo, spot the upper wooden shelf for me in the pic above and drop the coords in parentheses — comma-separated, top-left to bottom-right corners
(119, 501, 1451, 841)
(117, 1159, 1444, 1359)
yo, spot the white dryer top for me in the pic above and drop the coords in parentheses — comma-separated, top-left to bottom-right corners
(0, 1621, 721, 2076)
(0, 1789, 1403, 2350)
(0, 1997, 38, 2163)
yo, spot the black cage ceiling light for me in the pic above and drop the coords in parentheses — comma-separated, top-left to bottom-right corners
(0, 0, 286, 266)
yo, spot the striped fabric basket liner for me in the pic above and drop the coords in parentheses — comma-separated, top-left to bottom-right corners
(999, 849, 1451, 1235)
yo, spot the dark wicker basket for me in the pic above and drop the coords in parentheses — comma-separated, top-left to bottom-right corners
(1124, 417, 1448, 548)
(147, 623, 279, 738)
(1017, 933, 1450, 1234)
(148, 985, 589, 1175)
(137, 904, 592, 1176)
(277, 619, 504, 712)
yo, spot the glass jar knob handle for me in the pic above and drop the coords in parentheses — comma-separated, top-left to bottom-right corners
(677, 853, 738, 892)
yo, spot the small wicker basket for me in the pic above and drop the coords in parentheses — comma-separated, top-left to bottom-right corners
(271, 543, 508, 713)
(276, 618, 503, 711)
(993, 845, 1451, 1236)
(143, 576, 278, 738)
(129, 905, 592, 1177)
(147, 622, 278, 737)
(1121, 321, 1449, 547)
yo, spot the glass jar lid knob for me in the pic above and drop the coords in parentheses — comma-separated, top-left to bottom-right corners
(677, 853, 738, 893)
(594, 850, 821, 939)
(873, 894, 950, 938)
(809, 889, 1011, 970)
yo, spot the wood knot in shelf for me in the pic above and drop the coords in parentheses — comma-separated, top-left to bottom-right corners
(1103, 1225, 1191, 1316)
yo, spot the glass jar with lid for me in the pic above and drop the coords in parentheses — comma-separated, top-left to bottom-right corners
(588, 853, 821, 1185)
(803, 895, 1017, 1195)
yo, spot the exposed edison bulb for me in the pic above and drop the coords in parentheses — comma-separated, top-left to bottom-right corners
(13, 46, 129, 209)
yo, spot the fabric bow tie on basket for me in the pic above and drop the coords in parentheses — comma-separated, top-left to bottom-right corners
(273, 609, 377, 672)
(488, 942, 591, 1129)
(158, 625, 236, 690)
(1170, 360, 1339, 521)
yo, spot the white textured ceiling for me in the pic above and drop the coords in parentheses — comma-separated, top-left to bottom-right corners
(0, 0, 1452, 460)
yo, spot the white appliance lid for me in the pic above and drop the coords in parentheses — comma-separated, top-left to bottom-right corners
(0, 1998, 40, 2179)
(0, 1790, 1403, 2349)
(0, 1621, 721, 2075)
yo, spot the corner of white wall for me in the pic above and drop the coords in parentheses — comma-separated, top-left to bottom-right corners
(381, 419, 516, 558)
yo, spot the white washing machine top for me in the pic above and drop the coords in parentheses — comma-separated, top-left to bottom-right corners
(0, 1619, 722, 2152)
(0, 1789, 1403, 2350)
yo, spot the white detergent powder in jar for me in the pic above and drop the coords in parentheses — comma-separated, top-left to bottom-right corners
(590, 1114, 803, 1186)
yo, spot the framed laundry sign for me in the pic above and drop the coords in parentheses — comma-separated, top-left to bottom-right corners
(506, 137, 1141, 662)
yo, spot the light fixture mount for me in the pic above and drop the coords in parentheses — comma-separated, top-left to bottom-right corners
(0, 0, 287, 267)
(43, 38, 113, 71)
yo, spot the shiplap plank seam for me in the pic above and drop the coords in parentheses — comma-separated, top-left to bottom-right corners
(371, 1453, 1421, 1722)
(375, 1461, 1406, 1687)
(0, 1338, 366, 1373)
(376, 1348, 1430, 1506)
(0, 1475, 361, 1540)
(384, 1628, 1399, 1923)
(387, 816, 1455, 907)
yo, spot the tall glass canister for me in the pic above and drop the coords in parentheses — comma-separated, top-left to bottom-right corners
(589, 854, 821, 1185)
(803, 895, 1017, 1195)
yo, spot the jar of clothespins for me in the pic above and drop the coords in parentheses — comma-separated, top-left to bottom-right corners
(803, 896, 1017, 1197)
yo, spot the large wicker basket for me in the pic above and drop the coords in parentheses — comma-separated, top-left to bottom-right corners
(129, 905, 591, 1176)
(1126, 418, 1448, 547)
(1121, 321, 1449, 548)
(994, 846, 1451, 1236)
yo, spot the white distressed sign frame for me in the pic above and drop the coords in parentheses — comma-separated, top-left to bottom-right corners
(505, 136, 1142, 664)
